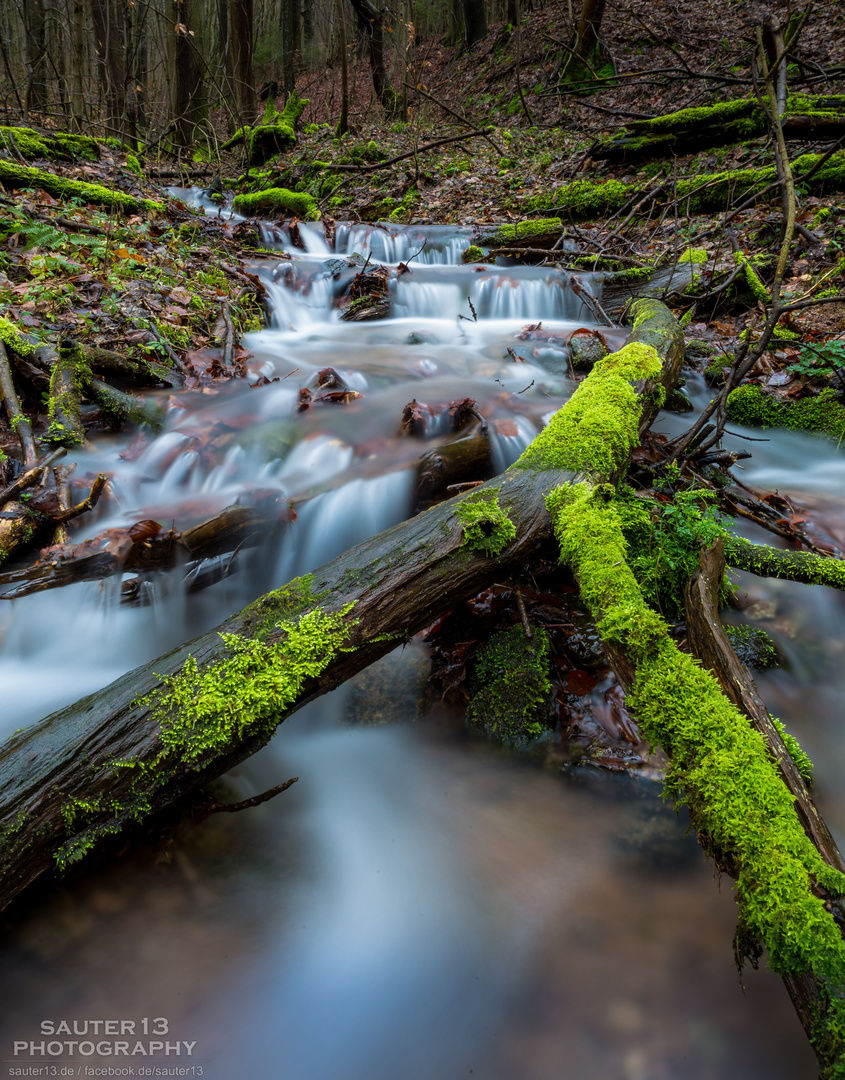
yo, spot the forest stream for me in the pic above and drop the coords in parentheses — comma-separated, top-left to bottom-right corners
(2, 205, 843, 1079)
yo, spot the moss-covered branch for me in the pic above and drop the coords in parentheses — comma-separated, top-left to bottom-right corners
(726, 534, 845, 590)
(547, 486, 845, 1077)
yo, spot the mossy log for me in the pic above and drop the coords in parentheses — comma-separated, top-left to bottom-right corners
(0, 297, 682, 910)
(524, 150, 845, 221)
(0, 126, 100, 162)
(0, 161, 163, 214)
(684, 541, 845, 1070)
(595, 95, 845, 164)
(476, 218, 563, 249)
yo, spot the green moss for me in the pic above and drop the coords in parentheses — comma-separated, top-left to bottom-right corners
(125, 153, 143, 178)
(0, 126, 100, 162)
(726, 385, 845, 442)
(467, 625, 551, 743)
(233, 187, 318, 220)
(772, 717, 814, 786)
(546, 482, 845, 1064)
(629, 98, 758, 136)
(478, 217, 562, 246)
(0, 315, 35, 357)
(462, 244, 485, 263)
(724, 534, 845, 592)
(0, 161, 163, 213)
(454, 487, 517, 556)
(678, 247, 708, 264)
(723, 623, 779, 669)
(514, 341, 662, 474)
(522, 151, 845, 222)
(734, 251, 770, 302)
(140, 602, 356, 769)
(616, 487, 731, 615)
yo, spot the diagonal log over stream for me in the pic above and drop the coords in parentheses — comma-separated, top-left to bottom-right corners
(2, 298, 845, 1074)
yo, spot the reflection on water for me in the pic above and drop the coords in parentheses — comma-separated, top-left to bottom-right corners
(0, 213, 831, 1078)
(0, 691, 815, 1079)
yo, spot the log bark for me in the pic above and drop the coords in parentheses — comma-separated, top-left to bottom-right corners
(0, 298, 683, 910)
(684, 540, 845, 1075)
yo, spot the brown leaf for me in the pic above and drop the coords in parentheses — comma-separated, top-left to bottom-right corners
(128, 519, 163, 542)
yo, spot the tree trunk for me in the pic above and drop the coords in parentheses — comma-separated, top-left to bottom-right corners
(347, 0, 406, 119)
(228, 0, 257, 126)
(336, 0, 349, 135)
(282, 0, 299, 99)
(173, 0, 207, 147)
(562, 0, 606, 84)
(23, 0, 49, 116)
(90, 0, 126, 136)
(462, 0, 487, 47)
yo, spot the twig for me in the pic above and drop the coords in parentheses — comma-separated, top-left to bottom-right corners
(320, 129, 496, 172)
(52, 474, 108, 525)
(0, 447, 65, 510)
(203, 776, 299, 814)
(402, 81, 505, 155)
(0, 341, 37, 467)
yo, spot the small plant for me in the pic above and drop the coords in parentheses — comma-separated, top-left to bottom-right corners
(788, 339, 845, 378)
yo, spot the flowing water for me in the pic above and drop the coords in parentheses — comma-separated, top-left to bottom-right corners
(1, 204, 839, 1077)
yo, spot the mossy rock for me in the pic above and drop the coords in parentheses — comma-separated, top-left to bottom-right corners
(569, 333, 609, 371)
(466, 625, 551, 745)
(723, 624, 779, 670)
(0, 126, 100, 162)
(725, 384, 845, 442)
(222, 92, 308, 165)
(233, 187, 318, 220)
(461, 244, 485, 264)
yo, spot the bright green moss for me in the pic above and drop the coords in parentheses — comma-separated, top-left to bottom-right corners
(455, 487, 516, 556)
(724, 534, 845, 591)
(616, 488, 731, 615)
(772, 717, 814, 786)
(520, 151, 845, 222)
(0, 126, 100, 162)
(0, 161, 163, 213)
(233, 187, 318, 220)
(514, 341, 662, 475)
(141, 602, 356, 769)
(0, 316, 35, 357)
(462, 244, 485, 263)
(726, 385, 845, 442)
(467, 625, 551, 743)
(734, 251, 770, 302)
(629, 98, 759, 136)
(546, 482, 845, 1063)
(678, 247, 708, 264)
(479, 217, 562, 246)
(125, 152, 143, 178)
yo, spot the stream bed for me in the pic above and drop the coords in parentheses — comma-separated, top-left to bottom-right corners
(1, 208, 840, 1078)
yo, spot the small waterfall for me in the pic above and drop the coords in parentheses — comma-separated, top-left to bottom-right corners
(335, 223, 471, 265)
(275, 470, 414, 582)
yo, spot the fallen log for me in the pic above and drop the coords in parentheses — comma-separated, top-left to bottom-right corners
(524, 148, 845, 221)
(0, 297, 683, 909)
(594, 95, 845, 164)
(684, 541, 845, 1071)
